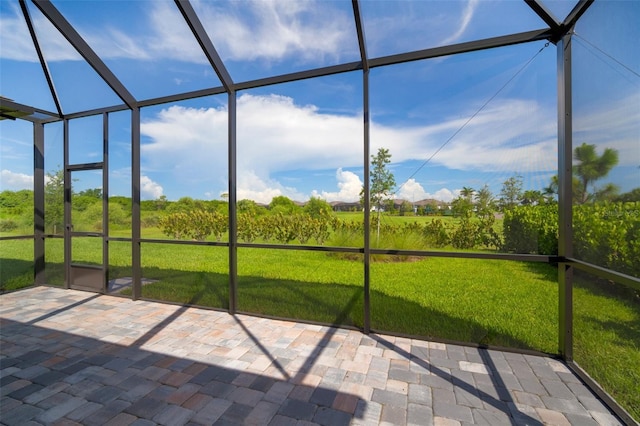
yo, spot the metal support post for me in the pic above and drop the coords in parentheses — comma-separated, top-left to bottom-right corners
(102, 112, 109, 294)
(63, 119, 71, 289)
(557, 32, 574, 361)
(132, 108, 141, 300)
(34, 122, 45, 285)
(228, 91, 238, 314)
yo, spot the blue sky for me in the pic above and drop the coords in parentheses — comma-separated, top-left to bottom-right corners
(1, 0, 638, 203)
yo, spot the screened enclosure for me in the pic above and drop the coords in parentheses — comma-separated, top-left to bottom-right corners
(1, 0, 638, 423)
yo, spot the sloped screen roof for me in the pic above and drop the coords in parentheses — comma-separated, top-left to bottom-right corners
(0, 0, 583, 118)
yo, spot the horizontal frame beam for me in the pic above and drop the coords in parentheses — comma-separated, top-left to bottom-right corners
(234, 62, 363, 92)
(369, 28, 553, 68)
(565, 258, 640, 291)
(106, 236, 554, 263)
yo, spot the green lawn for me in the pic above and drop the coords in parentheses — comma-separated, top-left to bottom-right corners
(0, 237, 638, 420)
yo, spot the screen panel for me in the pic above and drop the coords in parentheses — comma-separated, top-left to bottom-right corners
(237, 247, 363, 328)
(139, 243, 229, 310)
(139, 96, 228, 241)
(370, 257, 558, 354)
(369, 41, 557, 255)
(573, 269, 640, 421)
(572, 1, 640, 278)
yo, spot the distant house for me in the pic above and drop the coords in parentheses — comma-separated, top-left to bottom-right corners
(330, 201, 362, 212)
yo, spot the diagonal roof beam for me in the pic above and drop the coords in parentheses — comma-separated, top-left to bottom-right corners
(174, 0, 234, 92)
(524, 0, 561, 33)
(19, 0, 63, 116)
(563, 0, 594, 29)
(32, 0, 137, 109)
(351, 0, 369, 72)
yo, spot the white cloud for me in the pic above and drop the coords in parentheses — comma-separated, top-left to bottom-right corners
(573, 93, 640, 167)
(139, 93, 558, 202)
(312, 168, 363, 202)
(0, 4, 81, 62)
(396, 179, 458, 203)
(236, 94, 363, 174)
(1, 1, 353, 65)
(370, 98, 558, 173)
(440, 0, 479, 45)
(193, 0, 354, 63)
(0, 170, 33, 191)
(140, 175, 163, 200)
(237, 171, 305, 204)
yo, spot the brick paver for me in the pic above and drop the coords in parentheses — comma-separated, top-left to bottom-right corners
(0, 287, 625, 425)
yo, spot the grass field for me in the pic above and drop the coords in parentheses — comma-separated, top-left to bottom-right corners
(0, 237, 637, 420)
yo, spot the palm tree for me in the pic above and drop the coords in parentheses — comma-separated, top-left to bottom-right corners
(460, 186, 474, 201)
(574, 143, 618, 204)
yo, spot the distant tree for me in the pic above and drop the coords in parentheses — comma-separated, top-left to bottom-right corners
(521, 190, 545, 206)
(451, 196, 473, 217)
(614, 188, 640, 202)
(499, 175, 523, 210)
(361, 147, 396, 242)
(167, 196, 205, 213)
(269, 195, 300, 215)
(460, 186, 474, 201)
(237, 199, 265, 215)
(304, 197, 332, 218)
(574, 142, 618, 204)
(155, 195, 168, 210)
(109, 196, 132, 210)
(72, 196, 99, 213)
(544, 174, 583, 204)
(0, 189, 33, 214)
(45, 169, 65, 234)
(77, 188, 102, 198)
(425, 200, 439, 216)
(543, 175, 559, 202)
(399, 200, 413, 216)
(593, 183, 620, 202)
(474, 185, 496, 218)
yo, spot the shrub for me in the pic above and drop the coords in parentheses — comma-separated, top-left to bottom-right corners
(502, 204, 558, 255)
(141, 214, 160, 228)
(423, 219, 450, 248)
(573, 202, 639, 277)
(238, 213, 260, 243)
(158, 210, 227, 241)
(502, 202, 639, 277)
(450, 211, 478, 250)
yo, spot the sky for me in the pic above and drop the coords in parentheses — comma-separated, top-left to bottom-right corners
(1, 0, 638, 204)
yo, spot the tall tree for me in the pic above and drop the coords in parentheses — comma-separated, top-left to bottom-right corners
(474, 184, 495, 218)
(45, 169, 65, 234)
(521, 190, 545, 206)
(362, 148, 396, 242)
(451, 186, 475, 218)
(574, 142, 619, 204)
(304, 197, 332, 218)
(460, 186, 474, 201)
(269, 195, 300, 215)
(499, 175, 523, 210)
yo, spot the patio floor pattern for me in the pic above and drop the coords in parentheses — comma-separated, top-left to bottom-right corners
(0, 287, 623, 426)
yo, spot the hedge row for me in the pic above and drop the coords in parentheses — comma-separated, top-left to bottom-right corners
(503, 202, 639, 277)
(157, 210, 502, 251)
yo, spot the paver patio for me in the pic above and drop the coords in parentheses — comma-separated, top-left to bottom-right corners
(0, 287, 623, 425)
